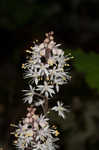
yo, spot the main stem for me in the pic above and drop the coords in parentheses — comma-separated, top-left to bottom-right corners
(43, 97, 48, 115)
(34, 92, 48, 115)
(40, 31, 54, 115)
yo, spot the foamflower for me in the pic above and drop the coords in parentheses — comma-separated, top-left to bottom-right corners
(11, 31, 72, 150)
(11, 107, 59, 150)
(37, 81, 55, 97)
(23, 85, 35, 104)
(52, 101, 69, 119)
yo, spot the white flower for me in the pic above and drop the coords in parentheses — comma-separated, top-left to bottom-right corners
(14, 123, 34, 150)
(48, 57, 55, 66)
(38, 114, 49, 128)
(36, 63, 49, 76)
(55, 55, 65, 67)
(49, 66, 64, 80)
(23, 60, 35, 70)
(23, 85, 35, 104)
(24, 68, 40, 85)
(39, 43, 45, 49)
(36, 125, 49, 141)
(53, 78, 64, 92)
(33, 142, 44, 150)
(52, 101, 69, 119)
(54, 66, 67, 81)
(45, 137, 59, 150)
(37, 81, 55, 97)
(31, 44, 40, 52)
(24, 54, 41, 70)
(52, 48, 63, 56)
(34, 99, 45, 107)
(40, 49, 45, 56)
(30, 53, 41, 66)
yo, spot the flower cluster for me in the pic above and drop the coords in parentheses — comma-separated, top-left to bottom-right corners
(11, 31, 72, 150)
(22, 31, 72, 105)
(11, 107, 59, 150)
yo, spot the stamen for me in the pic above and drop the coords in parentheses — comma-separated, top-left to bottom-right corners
(55, 130, 60, 136)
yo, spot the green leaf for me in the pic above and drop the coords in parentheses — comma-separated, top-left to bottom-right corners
(72, 49, 99, 92)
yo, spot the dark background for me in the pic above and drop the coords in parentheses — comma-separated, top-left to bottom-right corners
(0, 0, 99, 150)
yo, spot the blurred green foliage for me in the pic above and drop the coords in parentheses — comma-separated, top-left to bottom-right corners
(72, 49, 99, 93)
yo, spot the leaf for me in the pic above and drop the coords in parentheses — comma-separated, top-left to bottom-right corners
(71, 49, 99, 92)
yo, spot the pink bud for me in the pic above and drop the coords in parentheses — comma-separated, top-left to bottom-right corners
(49, 36, 54, 40)
(31, 108, 36, 115)
(44, 38, 49, 43)
(29, 118, 33, 123)
(27, 113, 31, 117)
(27, 107, 32, 112)
(34, 121, 39, 129)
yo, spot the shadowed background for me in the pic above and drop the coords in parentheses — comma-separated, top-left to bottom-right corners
(0, 0, 99, 150)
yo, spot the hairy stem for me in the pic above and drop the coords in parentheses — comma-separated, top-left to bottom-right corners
(43, 96, 48, 115)
(34, 92, 46, 99)
(34, 92, 48, 115)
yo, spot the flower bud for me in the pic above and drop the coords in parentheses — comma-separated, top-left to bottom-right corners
(27, 113, 31, 117)
(44, 38, 49, 43)
(29, 118, 33, 123)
